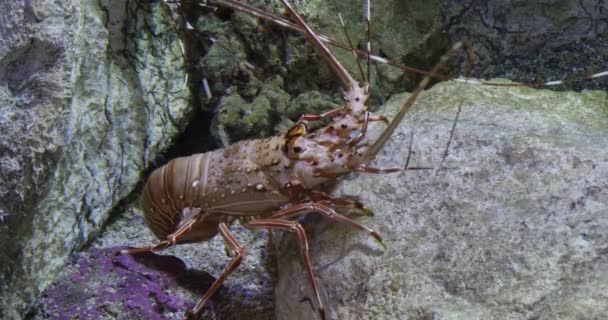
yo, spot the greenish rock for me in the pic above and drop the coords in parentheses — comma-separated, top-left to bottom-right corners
(284, 91, 339, 120)
(274, 81, 608, 320)
(212, 77, 291, 146)
(200, 0, 445, 144)
(282, 0, 445, 96)
(0, 1, 189, 318)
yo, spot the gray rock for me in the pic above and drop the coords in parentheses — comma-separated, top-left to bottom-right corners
(275, 81, 608, 320)
(0, 1, 189, 318)
(443, 0, 608, 91)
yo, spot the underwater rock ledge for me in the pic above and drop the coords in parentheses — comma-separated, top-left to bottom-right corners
(275, 81, 608, 320)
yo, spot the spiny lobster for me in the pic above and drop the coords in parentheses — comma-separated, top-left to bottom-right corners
(120, 0, 463, 319)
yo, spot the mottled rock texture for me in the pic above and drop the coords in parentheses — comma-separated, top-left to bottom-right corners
(0, 1, 189, 318)
(40, 247, 196, 320)
(444, 0, 608, 90)
(38, 241, 274, 320)
(275, 82, 608, 320)
(188, 0, 447, 145)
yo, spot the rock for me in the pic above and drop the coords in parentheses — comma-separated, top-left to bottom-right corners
(38, 206, 276, 320)
(39, 247, 197, 320)
(274, 81, 608, 320)
(201, 0, 608, 145)
(198, 0, 446, 144)
(212, 77, 291, 146)
(0, 1, 189, 317)
(443, 0, 608, 91)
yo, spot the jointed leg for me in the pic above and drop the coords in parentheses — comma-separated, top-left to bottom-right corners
(187, 222, 245, 320)
(244, 219, 326, 320)
(268, 201, 383, 246)
(296, 106, 343, 123)
(352, 163, 400, 174)
(119, 208, 205, 255)
(309, 191, 373, 216)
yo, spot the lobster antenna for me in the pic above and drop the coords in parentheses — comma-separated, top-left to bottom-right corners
(331, 0, 367, 82)
(458, 70, 608, 88)
(437, 41, 475, 171)
(365, 0, 372, 87)
(364, 42, 464, 161)
(210, 0, 450, 81)
(277, 0, 358, 90)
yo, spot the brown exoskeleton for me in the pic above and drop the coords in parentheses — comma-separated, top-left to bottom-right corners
(120, 0, 463, 319)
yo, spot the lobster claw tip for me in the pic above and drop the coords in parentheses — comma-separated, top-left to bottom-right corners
(377, 239, 387, 250)
(370, 231, 386, 250)
(362, 207, 374, 216)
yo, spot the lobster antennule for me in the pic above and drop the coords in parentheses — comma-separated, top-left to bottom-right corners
(278, 0, 358, 91)
(362, 41, 465, 162)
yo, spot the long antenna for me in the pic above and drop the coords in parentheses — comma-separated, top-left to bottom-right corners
(277, 0, 358, 90)
(331, 0, 367, 82)
(366, 0, 372, 86)
(364, 42, 464, 161)
(210, 0, 450, 81)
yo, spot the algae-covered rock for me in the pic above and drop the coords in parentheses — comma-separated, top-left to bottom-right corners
(39, 247, 196, 319)
(199, 0, 446, 144)
(212, 77, 291, 146)
(275, 81, 608, 319)
(0, 1, 189, 317)
(39, 205, 276, 320)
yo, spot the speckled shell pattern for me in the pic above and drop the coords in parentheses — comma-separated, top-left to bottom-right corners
(141, 82, 374, 243)
(141, 135, 325, 242)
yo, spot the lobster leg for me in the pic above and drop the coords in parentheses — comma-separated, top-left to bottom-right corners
(310, 191, 373, 215)
(119, 208, 205, 255)
(244, 218, 326, 320)
(266, 202, 383, 246)
(352, 164, 400, 174)
(346, 113, 391, 147)
(187, 222, 245, 320)
(296, 106, 343, 123)
(366, 115, 389, 124)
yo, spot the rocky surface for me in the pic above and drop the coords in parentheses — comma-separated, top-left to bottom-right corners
(38, 240, 275, 320)
(444, 0, 608, 91)
(0, 1, 189, 318)
(39, 247, 196, 320)
(275, 81, 608, 319)
(192, 0, 447, 145)
(38, 198, 274, 320)
(38, 80, 607, 320)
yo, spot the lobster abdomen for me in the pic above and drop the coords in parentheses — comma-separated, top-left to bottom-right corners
(141, 138, 293, 241)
